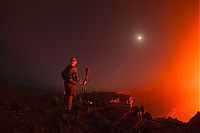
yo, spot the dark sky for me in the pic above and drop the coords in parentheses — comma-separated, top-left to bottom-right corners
(0, 0, 199, 90)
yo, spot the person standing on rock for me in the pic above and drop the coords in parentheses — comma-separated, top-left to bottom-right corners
(61, 57, 85, 113)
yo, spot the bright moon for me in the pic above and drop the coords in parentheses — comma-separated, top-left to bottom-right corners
(134, 34, 144, 43)
(137, 36, 142, 40)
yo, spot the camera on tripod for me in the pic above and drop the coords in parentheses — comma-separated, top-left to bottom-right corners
(82, 67, 89, 86)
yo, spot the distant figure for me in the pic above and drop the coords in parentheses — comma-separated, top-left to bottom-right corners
(61, 57, 85, 112)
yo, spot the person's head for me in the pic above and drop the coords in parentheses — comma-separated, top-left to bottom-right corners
(70, 57, 77, 66)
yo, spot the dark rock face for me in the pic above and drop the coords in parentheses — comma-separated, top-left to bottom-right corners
(189, 111, 200, 133)
(0, 91, 199, 133)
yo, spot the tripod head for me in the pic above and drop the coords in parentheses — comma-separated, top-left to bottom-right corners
(84, 67, 89, 81)
(82, 67, 89, 86)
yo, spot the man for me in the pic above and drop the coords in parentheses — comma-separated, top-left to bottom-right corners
(61, 57, 85, 112)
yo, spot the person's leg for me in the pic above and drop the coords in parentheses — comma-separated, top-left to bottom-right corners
(65, 83, 73, 112)
(66, 95, 73, 111)
(65, 84, 77, 112)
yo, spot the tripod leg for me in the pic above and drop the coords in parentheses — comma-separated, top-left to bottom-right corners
(79, 85, 87, 105)
(79, 86, 83, 98)
(88, 79, 95, 93)
(87, 79, 102, 105)
(78, 86, 84, 104)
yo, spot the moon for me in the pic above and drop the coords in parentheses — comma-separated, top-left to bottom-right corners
(137, 34, 143, 41)
(137, 36, 142, 40)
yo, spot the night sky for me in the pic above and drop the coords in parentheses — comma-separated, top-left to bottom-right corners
(0, 0, 199, 91)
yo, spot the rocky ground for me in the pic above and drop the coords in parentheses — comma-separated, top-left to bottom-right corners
(0, 90, 199, 133)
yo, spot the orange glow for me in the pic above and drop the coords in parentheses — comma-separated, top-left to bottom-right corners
(157, 1, 199, 121)
(120, 1, 199, 122)
(119, 83, 198, 122)
(160, 1, 199, 83)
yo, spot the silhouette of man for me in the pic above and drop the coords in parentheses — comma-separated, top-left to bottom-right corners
(61, 57, 84, 112)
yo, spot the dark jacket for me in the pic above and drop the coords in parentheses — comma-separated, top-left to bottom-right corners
(61, 65, 79, 85)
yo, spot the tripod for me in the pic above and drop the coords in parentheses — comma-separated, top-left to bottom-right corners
(78, 68, 97, 105)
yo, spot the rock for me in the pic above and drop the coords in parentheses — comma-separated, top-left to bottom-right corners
(189, 111, 200, 133)
(0, 91, 199, 132)
(10, 102, 21, 112)
(144, 112, 152, 120)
